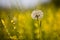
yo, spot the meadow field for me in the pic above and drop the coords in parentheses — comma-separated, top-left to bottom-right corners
(0, 2, 60, 40)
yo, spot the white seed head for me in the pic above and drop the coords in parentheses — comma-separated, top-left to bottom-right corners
(31, 10, 43, 20)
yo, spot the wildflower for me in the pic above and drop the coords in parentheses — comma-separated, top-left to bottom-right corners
(31, 10, 43, 20)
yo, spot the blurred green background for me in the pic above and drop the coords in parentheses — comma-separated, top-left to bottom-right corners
(0, 0, 60, 40)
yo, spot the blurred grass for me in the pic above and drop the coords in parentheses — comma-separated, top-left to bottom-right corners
(0, 4, 60, 40)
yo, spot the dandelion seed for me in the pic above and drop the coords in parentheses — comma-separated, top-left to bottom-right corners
(31, 10, 43, 20)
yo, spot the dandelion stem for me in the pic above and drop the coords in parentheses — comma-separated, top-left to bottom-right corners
(36, 15, 39, 21)
(40, 21, 41, 27)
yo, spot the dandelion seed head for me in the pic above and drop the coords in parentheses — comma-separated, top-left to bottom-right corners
(31, 10, 43, 20)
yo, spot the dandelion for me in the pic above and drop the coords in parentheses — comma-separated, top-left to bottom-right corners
(31, 10, 44, 40)
(31, 10, 43, 20)
(31, 10, 44, 27)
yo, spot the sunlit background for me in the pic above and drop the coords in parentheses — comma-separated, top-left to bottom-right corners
(0, 0, 60, 40)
